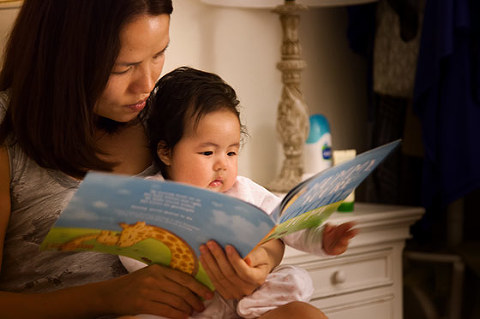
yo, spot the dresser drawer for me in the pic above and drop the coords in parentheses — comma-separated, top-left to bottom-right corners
(302, 248, 394, 298)
(313, 293, 395, 319)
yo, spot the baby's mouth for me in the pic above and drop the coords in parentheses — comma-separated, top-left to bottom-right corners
(209, 179, 223, 188)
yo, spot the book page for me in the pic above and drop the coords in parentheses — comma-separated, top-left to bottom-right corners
(260, 201, 341, 244)
(40, 173, 276, 288)
(269, 140, 401, 225)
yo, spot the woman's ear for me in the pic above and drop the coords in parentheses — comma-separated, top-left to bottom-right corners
(157, 141, 172, 166)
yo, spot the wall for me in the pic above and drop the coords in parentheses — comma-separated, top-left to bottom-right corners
(0, 0, 369, 188)
(0, 4, 20, 59)
(165, 0, 369, 187)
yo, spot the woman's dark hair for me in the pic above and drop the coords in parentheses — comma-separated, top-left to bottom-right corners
(0, 0, 173, 177)
(146, 66, 247, 179)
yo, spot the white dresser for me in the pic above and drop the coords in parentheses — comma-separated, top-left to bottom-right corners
(281, 202, 424, 319)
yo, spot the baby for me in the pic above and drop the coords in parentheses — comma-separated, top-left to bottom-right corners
(121, 66, 357, 319)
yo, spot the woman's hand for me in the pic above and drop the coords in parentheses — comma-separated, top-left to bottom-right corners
(0, 264, 213, 319)
(96, 264, 213, 319)
(322, 221, 358, 255)
(199, 239, 284, 300)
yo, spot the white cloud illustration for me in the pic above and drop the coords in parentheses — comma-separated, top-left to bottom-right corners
(212, 210, 271, 246)
(65, 209, 100, 221)
(117, 188, 131, 195)
(93, 201, 108, 208)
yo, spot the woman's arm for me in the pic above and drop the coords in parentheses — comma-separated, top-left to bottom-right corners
(0, 265, 213, 319)
(0, 147, 213, 319)
(199, 239, 285, 300)
(0, 146, 11, 270)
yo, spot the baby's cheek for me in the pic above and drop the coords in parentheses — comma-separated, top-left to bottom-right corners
(223, 178, 236, 193)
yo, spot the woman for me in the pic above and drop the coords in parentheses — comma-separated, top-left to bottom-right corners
(0, 1, 214, 318)
(0, 1, 328, 318)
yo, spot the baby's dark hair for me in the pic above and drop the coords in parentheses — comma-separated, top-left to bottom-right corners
(146, 66, 246, 178)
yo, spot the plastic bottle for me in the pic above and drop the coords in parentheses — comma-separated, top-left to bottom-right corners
(303, 114, 332, 180)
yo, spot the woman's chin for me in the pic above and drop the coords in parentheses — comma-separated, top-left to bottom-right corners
(95, 116, 140, 132)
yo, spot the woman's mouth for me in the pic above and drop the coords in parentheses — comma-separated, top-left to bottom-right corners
(126, 99, 147, 112)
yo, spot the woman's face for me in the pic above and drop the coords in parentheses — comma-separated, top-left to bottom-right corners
(95, 14, 170, 123)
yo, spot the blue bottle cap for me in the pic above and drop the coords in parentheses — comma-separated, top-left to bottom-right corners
(306, 114, 330, 144)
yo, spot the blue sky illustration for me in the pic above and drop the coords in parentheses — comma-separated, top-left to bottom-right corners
(54, 173, 275, 257)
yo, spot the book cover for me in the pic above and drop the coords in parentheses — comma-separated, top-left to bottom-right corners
(40, 139, 401, 289)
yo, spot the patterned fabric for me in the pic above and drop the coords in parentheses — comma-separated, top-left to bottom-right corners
(236, 265, 314, 318)
(373, 0, 423, 98)
(0, 91, 157, 292)
(360, 93, 423, 207)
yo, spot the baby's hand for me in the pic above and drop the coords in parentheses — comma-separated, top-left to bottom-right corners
(199, 241, 273, 300)
(322, 221, 358, 255)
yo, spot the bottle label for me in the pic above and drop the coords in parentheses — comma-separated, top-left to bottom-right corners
(322, 144, 332, 160)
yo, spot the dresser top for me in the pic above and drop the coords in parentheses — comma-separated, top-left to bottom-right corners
(283, 202, 425, 258)
(328, 202, 425, 226)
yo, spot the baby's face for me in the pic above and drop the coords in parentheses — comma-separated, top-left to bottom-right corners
(164, 109, 240, 193)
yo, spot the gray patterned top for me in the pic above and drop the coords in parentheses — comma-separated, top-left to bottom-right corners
(0, 91, 157, 292)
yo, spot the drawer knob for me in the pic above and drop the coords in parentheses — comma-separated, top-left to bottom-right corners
(332, 270, 347, 284)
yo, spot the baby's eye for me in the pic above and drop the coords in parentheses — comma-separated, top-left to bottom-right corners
(200, 151, 213, 156)
(227, 151, 237, 156)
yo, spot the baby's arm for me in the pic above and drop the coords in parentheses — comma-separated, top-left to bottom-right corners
(322, 222, 358, 255)
(245, 238, 284, 271)
(199, 239, 284, 300)
(283, 222, 358, 256)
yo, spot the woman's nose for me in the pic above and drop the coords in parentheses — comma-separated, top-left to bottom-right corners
(131, 65, 159, 95)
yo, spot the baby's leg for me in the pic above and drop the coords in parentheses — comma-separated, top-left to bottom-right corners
(257, 301, 328, 319)
(117, 292, 239, 319)
(191, 293, 238, 318)
(117, 316, 165, 319)
(236, 264, 314, 319)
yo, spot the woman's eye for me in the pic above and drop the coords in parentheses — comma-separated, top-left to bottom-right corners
(154, 51, 165, 60)
(111, 67, 131, 75)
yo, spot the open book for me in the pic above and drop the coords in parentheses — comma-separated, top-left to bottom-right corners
(40, 140, 400, 289)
